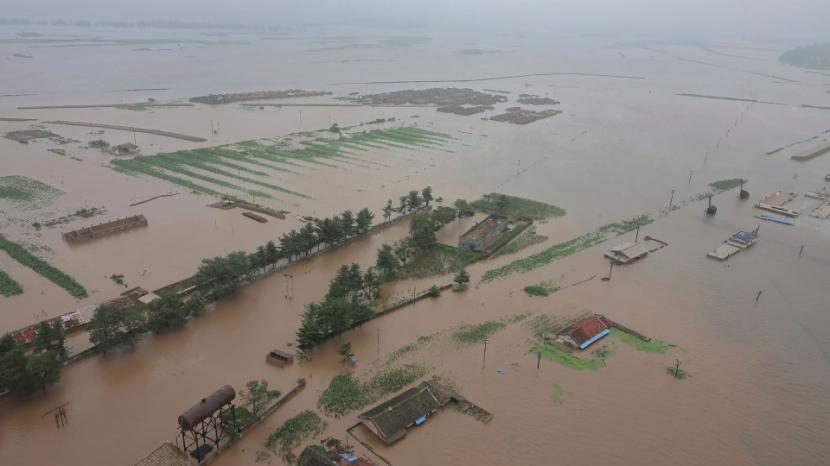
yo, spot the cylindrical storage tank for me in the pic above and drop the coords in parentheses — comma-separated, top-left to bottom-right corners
(177, 385, 236, 431)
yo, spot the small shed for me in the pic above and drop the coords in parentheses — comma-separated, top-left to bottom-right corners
(556, 314, 610, 350)
(111, 142, 140, 156)
(358, 380, 452, 445)
(458, 214, 508, 251)
(604, 242, 649, 264)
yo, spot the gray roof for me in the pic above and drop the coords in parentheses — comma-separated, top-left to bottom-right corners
(358, 380, 451, 444)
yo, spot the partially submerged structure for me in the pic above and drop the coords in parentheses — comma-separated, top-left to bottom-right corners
(177, 385, 239, 461)
(756, 191, 799, 217)
(62, 214, 148, 243)
(266, 349, 294, 367)
(110, 142, 140, 156)
(604, 242, 650, 264)
(556, 314, 610, 350)
(298, 444, 374, 466)
(357, 379, 491, 445)
(707, 229, 758, 261)
(458, 214, 508, 251)
(134, 442, 192, 466)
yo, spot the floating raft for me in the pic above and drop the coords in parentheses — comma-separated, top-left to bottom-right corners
(62, 214, 147, 243)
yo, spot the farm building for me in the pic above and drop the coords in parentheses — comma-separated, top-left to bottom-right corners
(297, 445, 374, 466)
(604, 242, 650, 264)
(358, 380, 453, 445)
(458, 214, 508, 251)
(110, 142, 140, 156)
(556, 314, 610, 350)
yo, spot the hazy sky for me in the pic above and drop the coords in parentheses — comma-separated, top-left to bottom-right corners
(2, 0, 829, 41)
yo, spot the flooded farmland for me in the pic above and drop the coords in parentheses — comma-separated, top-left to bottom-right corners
(1, 11, 830, 466)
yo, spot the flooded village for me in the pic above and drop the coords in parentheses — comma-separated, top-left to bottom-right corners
(2, 8, 830, 466)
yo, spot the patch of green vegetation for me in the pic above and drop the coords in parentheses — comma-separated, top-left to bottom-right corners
(524, 280, 559, 297)
(532, 341, 611, 370)
(0, 270, 23, 296)
(452, 321, 506, 344)
(708, 178, 745, 192)
(265, 410, 326, 453)
(483, 232, 606, 281)
(109, 127, 451, 199)
(598, 215, 653, 235)
(4, 129, 58, 144)
(397, 243, 485, 280)
(471, 193, 566, 221)
(88, 139, 110, 149)
(666, 366, 690, 379)
(0, 233, 87, 298)
(491, 225, 547, 258)
(318, 365, 427, 417)
(0, 176, 64, 209)
(609, 328, 668, 353)
(48, 148, 66, 156)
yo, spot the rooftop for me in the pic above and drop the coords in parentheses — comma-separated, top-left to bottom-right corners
(134, 443, 192, 466)
(558, 315, 610, 348)
(460, 214, 506, 241)
(358, 380, 452, 444)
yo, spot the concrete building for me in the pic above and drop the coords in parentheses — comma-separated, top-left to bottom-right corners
(458, 214, 508, 251)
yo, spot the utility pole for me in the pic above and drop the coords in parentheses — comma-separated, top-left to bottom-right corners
(634, 224, 640, 243)
(377, 328, 380, 358)
(688, 170, 694, 184)
(536, 350, 541, 370)
(799, 245, 804, 257)
(482, 338, 488, 370)
(668, 189, 675, 208)
(284, 274, 294, 300)
(755, 290, 762, 303)
(674, 359, 681, 378)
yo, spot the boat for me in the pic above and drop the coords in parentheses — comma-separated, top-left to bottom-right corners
(266, 349, 294, 367)
(755, 214, 793, 226)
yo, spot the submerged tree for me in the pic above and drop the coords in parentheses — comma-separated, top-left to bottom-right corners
(240, 379, 281, 416)
(147, 294, 189, 333)
(356, 208, 374, 234)
(88, 305, 147, 353)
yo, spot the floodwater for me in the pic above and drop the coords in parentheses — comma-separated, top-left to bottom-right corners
(1, 23, 830, 466)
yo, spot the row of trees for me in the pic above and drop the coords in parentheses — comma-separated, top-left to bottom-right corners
(278, 208, 374, 262)
(88, 293, 206, 354)
(0, 321, 65, 395)
(296, 263, 379, 349)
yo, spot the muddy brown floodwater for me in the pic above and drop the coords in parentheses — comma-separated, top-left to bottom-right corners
(1, 24, 830, 466)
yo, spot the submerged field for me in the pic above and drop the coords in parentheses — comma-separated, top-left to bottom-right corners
(110, 127, 453, 200)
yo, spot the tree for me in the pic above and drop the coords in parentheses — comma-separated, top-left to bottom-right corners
(264, 241, 280, 268)
(427, 285, 441, 297)
(299, 223, 318, 254)
(454, 199, 473, 217)
(33, 320, 66, 361)
(337, 342, 354, 365)
(431, 206, 457, 229)
(185, 293, 207, 317)
(196, 251, 250, 297)
(495, 194, 509, 215)
(412, 225, 436, 250)
(362, 268, 381, 300)
(88, 305, 147, 353)
(147, 295, 189, 333)
(356, 208, 374, 234)
(0, 347, 28, 393)
(421, 186, 433, 206)
(407, 190, 422, 212)
(0, 333, 15, 353)
(382, 200, 393, 223)
(453, 269, 470, 290)
(393, 239, 411, 264)
(341, 210, 355, 239)
(398, 196, 408, 214)
(240, 379, 281, 416)
(375, 244, 400, 279)
(25, 350, 61, 393)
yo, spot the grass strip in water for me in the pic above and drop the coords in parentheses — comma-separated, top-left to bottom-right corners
(0, 233, 87, 298)
(609, 328, 668, 353)
(531, 341, 611, 370)
(708, 178, 745, 192)
(0, 270, 23, 296)
(472, 193, 566, 221)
